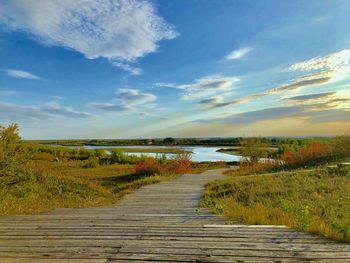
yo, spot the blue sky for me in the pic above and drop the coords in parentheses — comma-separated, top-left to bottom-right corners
(0, 0, 349, 139)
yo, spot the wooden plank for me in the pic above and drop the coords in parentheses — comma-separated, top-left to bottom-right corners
(0, 168, 349, 262)
(0, 260, 107, 263)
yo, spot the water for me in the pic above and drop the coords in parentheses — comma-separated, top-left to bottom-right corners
(70, 145, 241, 162)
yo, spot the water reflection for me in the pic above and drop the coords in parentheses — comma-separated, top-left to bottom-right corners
(80, 145, 241, 162)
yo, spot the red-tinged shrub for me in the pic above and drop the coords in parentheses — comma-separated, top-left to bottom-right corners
(279, 142, 332, 167)
(172, 152, 192, 174)
(135, 157, 161, 176)
(135, 154, 192, 176)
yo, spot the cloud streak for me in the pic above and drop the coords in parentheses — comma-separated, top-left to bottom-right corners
(156, 75, 239, 100)
(198, 75, 331, 110)
(289, 49, 350, 71)
(6, 69, 41, 80)
(225, 47, 251, 60)
(89, 88, 156, 112)
(0, 101, 92, 122)
(0, 0, 177, 74)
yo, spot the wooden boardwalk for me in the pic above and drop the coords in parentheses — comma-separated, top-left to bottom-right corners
(0, 169, 350, 262)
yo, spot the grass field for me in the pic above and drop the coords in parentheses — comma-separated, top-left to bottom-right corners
(202, 165, 350, 243)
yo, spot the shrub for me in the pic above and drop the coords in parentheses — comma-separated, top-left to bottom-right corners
(81, 156, 99, 168)
(0, 123, 28, 178)
(135, 153, 192, 176)
(279, 142, 332, 168)
(239, 137, 269, 163)
(135, 157, 162, 176)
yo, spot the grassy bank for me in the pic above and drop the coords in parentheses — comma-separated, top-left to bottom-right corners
(0, 160, 179, 215)
(0, 124, 193, 216)
(202, 165, 350, 243)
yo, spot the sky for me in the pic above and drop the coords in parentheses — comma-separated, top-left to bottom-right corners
(0, 0, 349, 139)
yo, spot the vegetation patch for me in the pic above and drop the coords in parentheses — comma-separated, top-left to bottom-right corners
(202, 165, 350, 243)
(0, 124, 191, 215)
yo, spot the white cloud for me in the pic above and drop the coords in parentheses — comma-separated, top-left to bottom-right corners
(89, 88, 156, 112)
(0, 101, 92, 122)
(225, 47, 251, 60)
(6, 69, 41, 80)
(0, 0, 177, 74)
(155, 75, 239, 100)
(289, 49, 350, 71)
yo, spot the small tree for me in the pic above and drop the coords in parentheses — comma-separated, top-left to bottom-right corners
(240, 137, 269, 163)
(0, 123, 28, 177)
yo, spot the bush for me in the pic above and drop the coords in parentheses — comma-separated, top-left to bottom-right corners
(135, 153, 192, 176)
(81, 156, 100, 168)
(0, 123, 28, 178)
(239, 138, 269, 163)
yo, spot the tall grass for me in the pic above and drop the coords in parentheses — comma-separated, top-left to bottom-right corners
(203, 165, 350, 243)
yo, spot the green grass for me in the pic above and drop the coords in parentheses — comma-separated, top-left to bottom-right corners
(202, 165, 350, 243)
(0, 161, 178, 215)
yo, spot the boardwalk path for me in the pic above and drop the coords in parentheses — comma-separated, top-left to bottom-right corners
(0, 169, 350, 262)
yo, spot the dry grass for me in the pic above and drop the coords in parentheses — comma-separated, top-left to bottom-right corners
(0, 160, 178, 215)
(191, 161, 229, 174)
(202, 166, 350, 243)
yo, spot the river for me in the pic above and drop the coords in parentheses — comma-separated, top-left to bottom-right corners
(71, 145, 241, 162)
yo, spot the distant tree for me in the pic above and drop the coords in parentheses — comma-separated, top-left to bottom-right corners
(240, 137, 269, 163)
(163, 137, 176, 144)
(0, 123, 28, 178)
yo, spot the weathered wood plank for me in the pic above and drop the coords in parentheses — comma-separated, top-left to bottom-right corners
(0, 168, 349, 262)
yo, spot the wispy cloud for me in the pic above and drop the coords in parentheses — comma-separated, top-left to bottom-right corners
(225, 47, 251, 60)
(198, 96, 224, 109)
(6, 69, 41, 80)
(284, 92, 336, 102)
(0, 101, 92, 122)
(42, 102, 92, 118)
(206, 106, 304, 124)
(199, 102, 350, 126)
(198, 74, 331, 110)
(0, 0, 177, 74)
(289, 49, 350, 71)
(156, 75, 239, 100)
(117, 89, 156, 105)
(89, 88, 156, 112)
(87, 103, 133, 112)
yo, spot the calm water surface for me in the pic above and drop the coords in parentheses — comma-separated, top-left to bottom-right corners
(77, 145, 241, 162)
